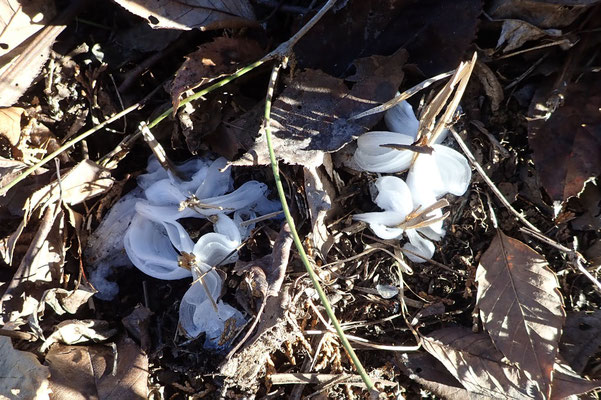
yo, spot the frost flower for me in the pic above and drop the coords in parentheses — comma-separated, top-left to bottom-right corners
(122, 156, 280, 347)
(353, 100, 471, 199)
(354, 176, 447, 263)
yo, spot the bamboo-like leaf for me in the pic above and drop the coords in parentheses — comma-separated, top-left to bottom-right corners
(476, 230, 565, 399)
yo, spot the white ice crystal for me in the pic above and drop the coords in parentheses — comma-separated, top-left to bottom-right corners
(120, 156, 279, 348)
(353, 99, 472, 262)
(354, 176, 445, 263)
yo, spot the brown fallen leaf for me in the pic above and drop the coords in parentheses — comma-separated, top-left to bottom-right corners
(476, 230, 565, 399)
(0, 106, 24, 146)
(113, 0, 256, 31)
(421, 327, 534, 399)
(487, 0, 597, 29)
(559, 310, 601, 374)
(570, 182, 601, 231)
(294, 0, 480, 77)
(232, 48, 407, 167)
(395, 352, 477, 399)
(45, 335, 148, 400)
(0, 336, 51, 400)
(170, 36, 263, 111)
(421, 327, 601, 400)
(528, 72, 601, 205)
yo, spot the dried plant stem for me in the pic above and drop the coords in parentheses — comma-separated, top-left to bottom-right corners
(449, 127, 541, 233)
(263, 62, 376, 393)
(450, 126, 601, 292)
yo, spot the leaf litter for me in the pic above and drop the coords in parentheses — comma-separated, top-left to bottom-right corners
(1, 0, 601, 399)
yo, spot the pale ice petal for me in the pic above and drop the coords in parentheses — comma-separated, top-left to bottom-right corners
(354, 210, 404, 227)
(370, 224, 405, 240)
(354, 131, 415, 173)
(144, 179, 187, 206)
(214, 214, 242, 244)
(195, 158, 232, 199)
(199, 181, 268, 216)
(405, 175, 445, 235)
(374, 176, 413, 217)
(192, 232, 239, 268)
(135, 202, 195, 251)
(384, 100, 419, 138)
(124, 214, 191, 280)
(404, 229, 435, 263)
(431, 144, 471, 197)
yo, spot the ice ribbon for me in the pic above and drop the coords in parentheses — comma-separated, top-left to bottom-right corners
(354, 176, 444, 263)
(123, 156, 279, 347)
(353, 100, 471, 262)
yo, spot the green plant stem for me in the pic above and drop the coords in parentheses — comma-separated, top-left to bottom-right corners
(263, 63, 376, 393)
(0, 103, 140, 196)
(147, 59, 266, 130)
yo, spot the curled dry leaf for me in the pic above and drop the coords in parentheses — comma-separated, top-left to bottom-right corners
(41, 319, 117, 352)
(232, 48, 407, 167)
(0, 106, 24, 146)
(496, 19, 563, 53)
(528, 75, 601, 205)
(476, 230, 565, 399)
(170, 37, 263, 111)
(113, 0, 256, 31)
(0, 336, 51, 400)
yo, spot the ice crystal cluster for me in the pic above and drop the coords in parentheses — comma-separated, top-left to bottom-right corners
(353, 100, 471, 262)
(124, 156, 279, 347)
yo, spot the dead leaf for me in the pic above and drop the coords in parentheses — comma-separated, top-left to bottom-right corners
(476, 230, 566, 398)
(528, 73, 601, 204)
(121, 305, 153, 352)
(113, 0, 256, 31)
(0, 336, 51, 400)
(41, 286, 96, 316)
(0, 106, 24, 145)
(496, 19, 563, 53)
(0, 204, 65, 328)
(421, 327, 535, 399)
(551, 361, 601, 399)
(45, 335, 148, 400)
(41, 319, 117, 352)
(395, 352, 476, 399)
(170, 37, 263, 111)
(303, 154, 338, 260)
(25, 159, 114, 219)
(294, 0, 480, 77)
(559, 311, 601, 374)
(570, 183, 601, 231)
(232, 48, 407, 167)
(487, 0, 598, 29)
(0, 0, 55, 57)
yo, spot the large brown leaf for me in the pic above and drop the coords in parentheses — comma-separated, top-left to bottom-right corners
(0, 336, 51, 399)
(528, 74, 601, 204)
(476, 230, 565, 398)
(421, 327, 534, 399)
(231, 48, 407, 167)
(113, 0, 256, 31)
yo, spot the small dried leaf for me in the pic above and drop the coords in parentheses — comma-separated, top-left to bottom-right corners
(113, 0, 256, 31)
(476, 230, 565, 398)
(41, 319, 117, 352)
(0, 107, 24, 145)
(170, 37, 263, 111)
